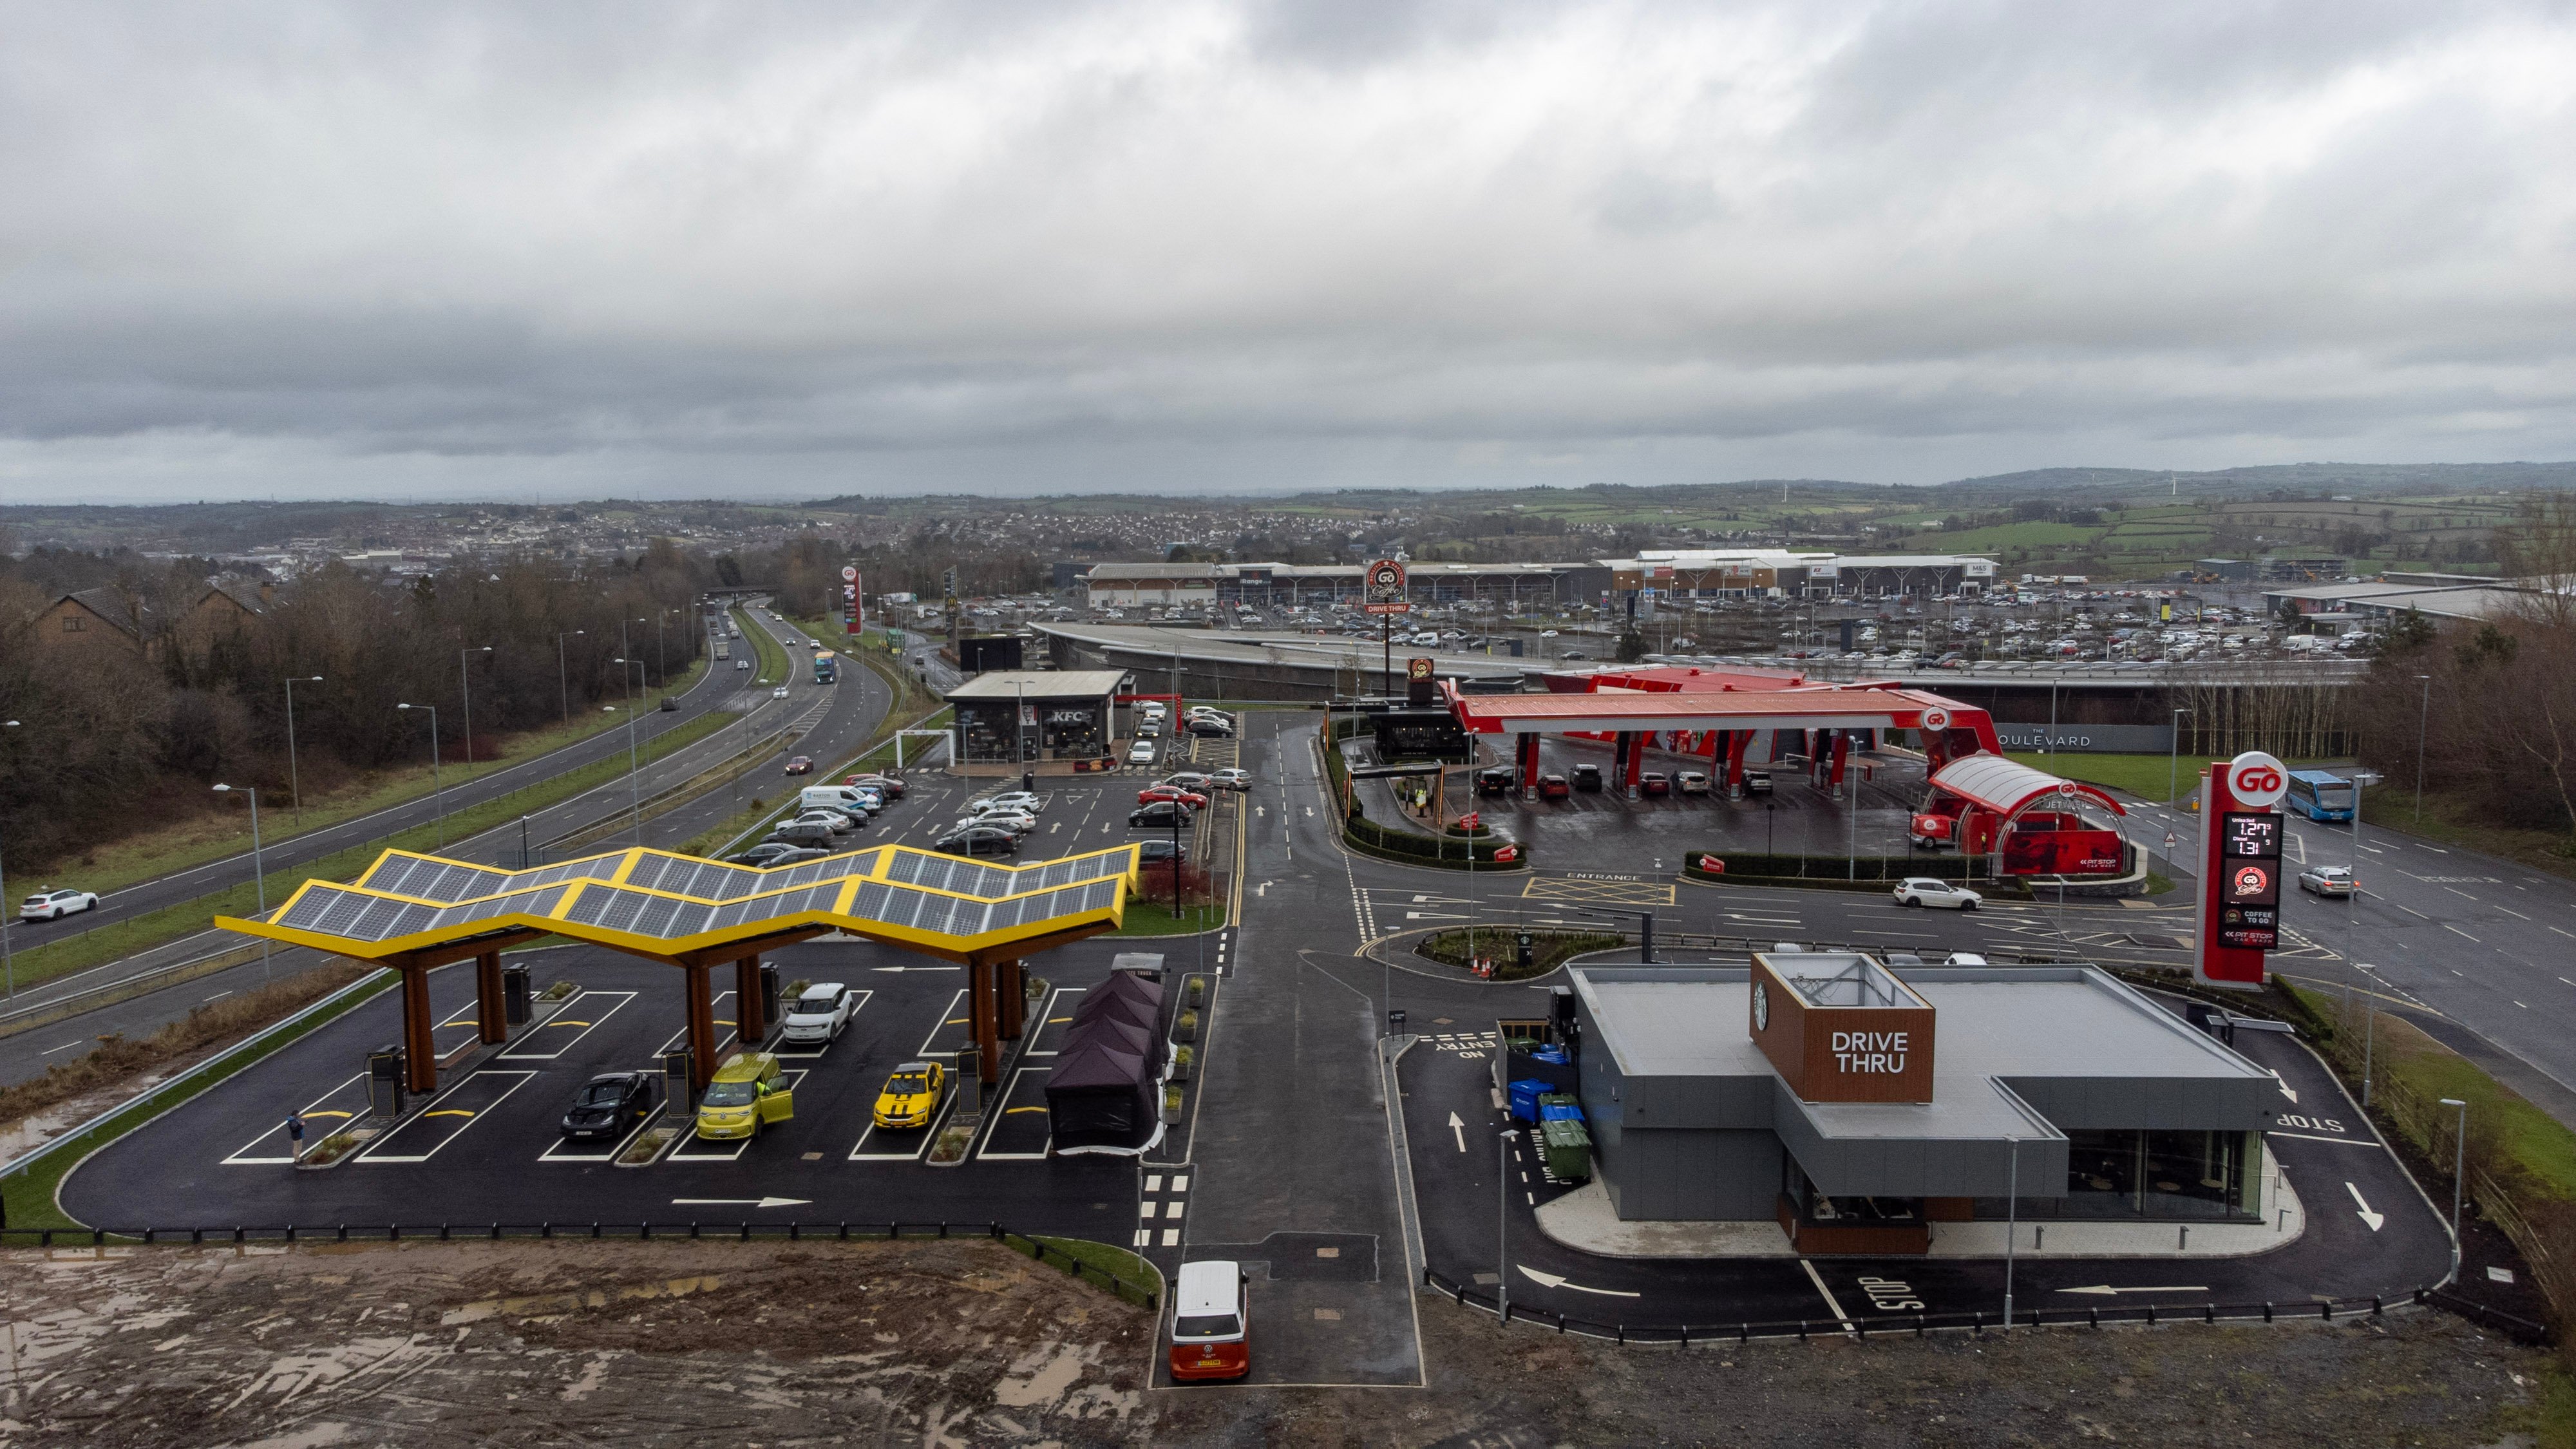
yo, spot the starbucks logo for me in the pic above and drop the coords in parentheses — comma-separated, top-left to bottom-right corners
(1752, 980, 1770, 1032)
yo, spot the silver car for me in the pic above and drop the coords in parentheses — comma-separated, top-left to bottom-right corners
(2298, 865, 2356, 896)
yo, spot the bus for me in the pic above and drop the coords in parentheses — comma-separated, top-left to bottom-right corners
(2285, 770, 2355, 822)
(813, 651, 838, 685)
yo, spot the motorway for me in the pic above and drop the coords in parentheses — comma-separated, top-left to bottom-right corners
(0, 604, 901, 1089)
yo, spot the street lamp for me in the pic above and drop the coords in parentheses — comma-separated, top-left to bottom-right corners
(395, 703, 444, 846)
(612, 658, 648, 844)
(2168, 707, 2194, 806)
(459, 646, 492, 766)
(556, 630, 585, 723)
(282, 676, 323, 828)
(1499, 1127, 1517, 1323)
(2002, 1133, 2019, 1331)
(0, 720, 17, 996)
(2439, 1097, 2468, 1248)
(213, 784, 272, 981)
(2414, 674, 2432, 823)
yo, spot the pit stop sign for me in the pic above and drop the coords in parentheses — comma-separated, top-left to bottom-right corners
(2226, 751, 2288, 808)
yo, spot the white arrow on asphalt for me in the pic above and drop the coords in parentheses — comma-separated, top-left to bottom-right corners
(1303, 806, 1314, 817)
(1412, 895, 1477, 904)
(1518, 1265, 1642, 1298)
(873, 965, 961, 973)
(672, 1197, 812, 1209)
(2348, 1182, 2385, 1231)
(1255, 806, 1267, 818)
(2054, 1284, 2210, 1296)
(1448, 1111, 1466, 1153)
(1406, 911, 1472, 921)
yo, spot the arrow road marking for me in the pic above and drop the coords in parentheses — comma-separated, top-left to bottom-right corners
(1517, 1265, 1641, 1298)
(672, 1197, 813, 1209)
(1406, 911, 1472, 920)
(2347, 1182, 2385, 1231)
(2055, 1284, 2210, 1296)
(1448, 1111, 1466, 1153)
(872, 965, 961, 972)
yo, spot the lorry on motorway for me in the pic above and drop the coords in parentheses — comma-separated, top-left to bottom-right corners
(714, 640, 731, 661)
(814, 651, 838, 684)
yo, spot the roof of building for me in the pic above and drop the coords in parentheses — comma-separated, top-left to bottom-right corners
(1083, 564, 1224, 582)
(1814, 555, 2001, 571)
(1927, 753, 2125, 819)
(1447, 682, 1974, 735)
(944, 668, 1129, 701)
(56, 587, 144, 637)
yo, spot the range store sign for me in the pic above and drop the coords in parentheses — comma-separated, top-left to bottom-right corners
(2195, 751, 2287, 989)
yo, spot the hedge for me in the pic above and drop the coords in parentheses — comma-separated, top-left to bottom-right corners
(1321, 716, 1526, 869)
(1681, 851, 1984, 885)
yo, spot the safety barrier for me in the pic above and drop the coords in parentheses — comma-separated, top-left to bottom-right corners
(1417, 1266, 2546, 1347)
(0, 1221, 1159, 1311)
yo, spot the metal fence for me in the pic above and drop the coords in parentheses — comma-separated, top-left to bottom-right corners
(1419, 1266, 2542, 1346)
(0, 1220, 1160, 1311)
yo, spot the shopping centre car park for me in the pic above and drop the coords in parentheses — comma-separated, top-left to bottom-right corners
(23, 685, 2503, 1390)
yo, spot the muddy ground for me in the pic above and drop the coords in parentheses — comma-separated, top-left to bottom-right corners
(0, 1240, 2545, 1446)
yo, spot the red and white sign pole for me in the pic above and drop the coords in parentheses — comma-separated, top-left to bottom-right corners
(2194, 750, 2287, 990)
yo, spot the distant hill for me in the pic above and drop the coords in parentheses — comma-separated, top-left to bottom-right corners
(1940, 462, 2576, 499)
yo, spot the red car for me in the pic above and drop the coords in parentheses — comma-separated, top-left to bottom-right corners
(1138, 786, 1211, 809)
(784, 756, 813, 776)
(1537, 773, 1571, 800)
(1638, 772, 1671, 797)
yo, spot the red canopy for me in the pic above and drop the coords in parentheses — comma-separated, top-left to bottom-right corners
(1926, 754, 2125, 820)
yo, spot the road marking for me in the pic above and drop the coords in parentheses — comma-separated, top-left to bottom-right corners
(424, 1109, 475, 1119)
(2347, 1183, 2385, 1231)
(2495, 906, 2531, 920)
(1799, 1259, 1857, 1331)
(39, 1040, 82, 1056)
(204, 990, 232, 1002)
(2056, 1284, 2208, 1296)
(1516, 1266, 1640, 1298)
(1448, 1111, 1466, 1153)
(2267, 1130, 2376, 1146)
(2445, 925, 2481, 943)
(670, 1197, 811, 1208)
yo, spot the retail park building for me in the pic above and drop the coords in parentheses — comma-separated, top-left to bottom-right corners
(1077, 552, 2000, 610)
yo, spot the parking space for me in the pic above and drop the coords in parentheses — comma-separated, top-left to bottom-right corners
(978, 1067, 1055, 1160)
(499, 990, 637, 1061)
(223, 1072, 374, 1165)
(360, 1070, 539, 1164)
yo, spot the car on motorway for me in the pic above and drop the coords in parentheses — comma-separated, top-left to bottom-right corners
(1186, 716, 1235, 737)
(19, 889, 99, 922)
(872, 1060, 946, 1129)
(772, 685, 790, 698)
(728, 843, 828, 867)
(694, 1052, 794, 1141)
(1169, 1260, 1253, 1381)
(781, 982, 857, 1043)
(2298, 865, 2358, 896)
(1138, 786, 1210, 809)
(932, 826, 1019, 858)
(783, 755, 814, 775)
(1130, 800, 1193, 829)
(1893, 877, 1982, 911)
(1537, 773, 1570, 800)
(979, 790, 1046, 814)
(1638, 772, 1672, 797)
(1139, 838, 1187, 864)
(1571, 763, 1602, 793)
(766, 819, 838, 849)
(1128, 740, 1158, 765)
(1676, 771, 1710, 795)
(846, 773, 905, 798)
(559, 1072, 658, 1141)
(1208, 768, 1252, 791)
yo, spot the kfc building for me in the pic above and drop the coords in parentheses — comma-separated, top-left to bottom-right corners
(1564, 954, 2284, 1254)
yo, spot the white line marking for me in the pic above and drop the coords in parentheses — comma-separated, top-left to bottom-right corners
(1799, 1258, 1857, 1331)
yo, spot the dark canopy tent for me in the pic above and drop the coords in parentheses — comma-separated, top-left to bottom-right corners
(1046, 967, 1172, 1155)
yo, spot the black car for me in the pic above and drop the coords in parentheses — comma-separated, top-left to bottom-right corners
(1476, 766, 1515, 795)
(1129, 801, 1194, 828)
(1139, 838, 1188, 864)
(1185, 717, 1235, 737)
(933, 826, 1019, 858)
(728, 842, 825, 867)
(1571, 763, 1604, 793)
(560, 1072, 656, 1139)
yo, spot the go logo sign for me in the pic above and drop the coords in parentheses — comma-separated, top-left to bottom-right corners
(2227, 751, 2288, 808)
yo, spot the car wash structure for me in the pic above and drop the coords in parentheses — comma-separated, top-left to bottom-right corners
(1911, 753, 2132, 878)
(216, 843, 1141, 1100)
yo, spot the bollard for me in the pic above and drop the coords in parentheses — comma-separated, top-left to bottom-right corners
(1454, 1282, 1465, 1306)
(234, 1226, 245, 1244)
(39, 1229, 51, 1247)
(2372, 1296, 2383, 1316)
(285, 1226, 296, 1244)
(2263, 1301, 2273, 1322)
(689, 1222, 700, 1240)
(2088, 1307, 2099, 1329)
(589, 1222, 601, 1239)
(541, 1222, 552, 1240)
(337, 1224, 349, 1242)
(1917, 1314, 1926, 1338)
(790, 1223, 800, 1242)
(438, 1224, 450, 1242)
(2204, 1303, 2215, 1324)
(2322, 1302, 2333, 1321)
(1798, 1320, 1808, 1341)
(739, 1222, 751, 1242)
(2179, 1225, 2188, 1250)
(489, 1224, 502, 1241)
(1558, 1312, 1567, 1335)
(191, 1227, 204, 1244)
(390, 1224, 401, 1242)
(95, 1228, 107, 1246)
(1680, 1326, 1690, 1349)
(2146, 1305, 2157, 1325)
(641, 1222, 651, 1240)
(839, 1222, 849, 1241)
(1615, 1323, 1625, 1345)
(1740, 1323, 1750, 1343)
(144, 1229, 155, 1245)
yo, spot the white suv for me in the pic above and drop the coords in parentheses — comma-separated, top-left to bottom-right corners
(781, 982, 856, 1044)
(21, 889, 99, 921)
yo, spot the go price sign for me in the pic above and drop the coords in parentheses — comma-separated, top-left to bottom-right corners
(2226, 751, 2287, 808)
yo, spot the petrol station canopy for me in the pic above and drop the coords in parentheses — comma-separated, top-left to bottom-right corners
(217, 842, 1141, 965)
(1925, 754, 2126, 820)
(1444, 683, 1980, 736)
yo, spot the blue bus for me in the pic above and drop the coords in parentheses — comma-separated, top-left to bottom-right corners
(2285, 770, 2355, 822)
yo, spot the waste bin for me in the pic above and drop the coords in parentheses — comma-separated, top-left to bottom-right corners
(1538, 1093, 1584, 1124)
(1508, 1078, 1549, 1124)
(1540, 1118, 1593, 1182)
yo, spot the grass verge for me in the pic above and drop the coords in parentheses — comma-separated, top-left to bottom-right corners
(1109, 900, 1224, 937)
(739, 606, 791, 685)
(2, 967, 397, 1231)
(2, 712, 734, 992)
(1004, 1233, 1162, 1309)
(2363, 783, 2576, 886)
(1416, 928, 1623, 980)
(25, 657, 709, 896)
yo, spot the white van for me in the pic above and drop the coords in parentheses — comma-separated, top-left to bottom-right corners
(800, 785, 869, 815)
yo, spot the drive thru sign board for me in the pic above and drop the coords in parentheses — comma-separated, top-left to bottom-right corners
(1363, 559, 1411, 615)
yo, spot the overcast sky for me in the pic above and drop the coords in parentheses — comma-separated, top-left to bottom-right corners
(4, 1, 2572, 503)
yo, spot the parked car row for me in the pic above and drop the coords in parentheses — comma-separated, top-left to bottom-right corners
(730, 776, 909, 864)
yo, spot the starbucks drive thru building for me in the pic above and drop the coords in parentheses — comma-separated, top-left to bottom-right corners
(1564, 955, 2286, 1255)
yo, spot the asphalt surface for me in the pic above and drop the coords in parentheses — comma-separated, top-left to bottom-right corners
(0, 605, 889, 1088)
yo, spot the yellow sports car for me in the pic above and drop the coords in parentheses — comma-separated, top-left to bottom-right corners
(872, 1060, 945, 1130)
(695, 1052, 795, 1141)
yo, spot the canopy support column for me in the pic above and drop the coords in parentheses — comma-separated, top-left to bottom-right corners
(1725, 730, 1750, 797)
(475, 950, 506, 1045)
(685, 962, 716, 1092)
(1829, 732, 1851, 797)
(735, 955, 766, 1046)
(1516, 732, 1542, 800)
(401, 965, 438, 1095)
(969, 957, 1001, 1085)
(998, 958, 1026, 1040)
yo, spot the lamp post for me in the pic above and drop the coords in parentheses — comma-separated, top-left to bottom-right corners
(459, 645, 492, 766)
(1499, 1127, 1517, 1323)
(2414, 674, 2432, 823)
(556, 629, 585, 723)
(2002, 1133, 2019, 1331)
(0, 719, 16, 996)
(2168, 707, 2194, 806)
(213, 784, 271, 981)
(612, 658, 648, 844)
(279, 676, 324, 828)
(395, 704, 444, 845)
(2439, 1097, 2468, 1249)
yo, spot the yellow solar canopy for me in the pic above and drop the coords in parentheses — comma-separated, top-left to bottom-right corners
(218, 842, 1142, 964)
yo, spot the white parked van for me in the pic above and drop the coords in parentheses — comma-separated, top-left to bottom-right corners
(800, 785, 869, 815)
